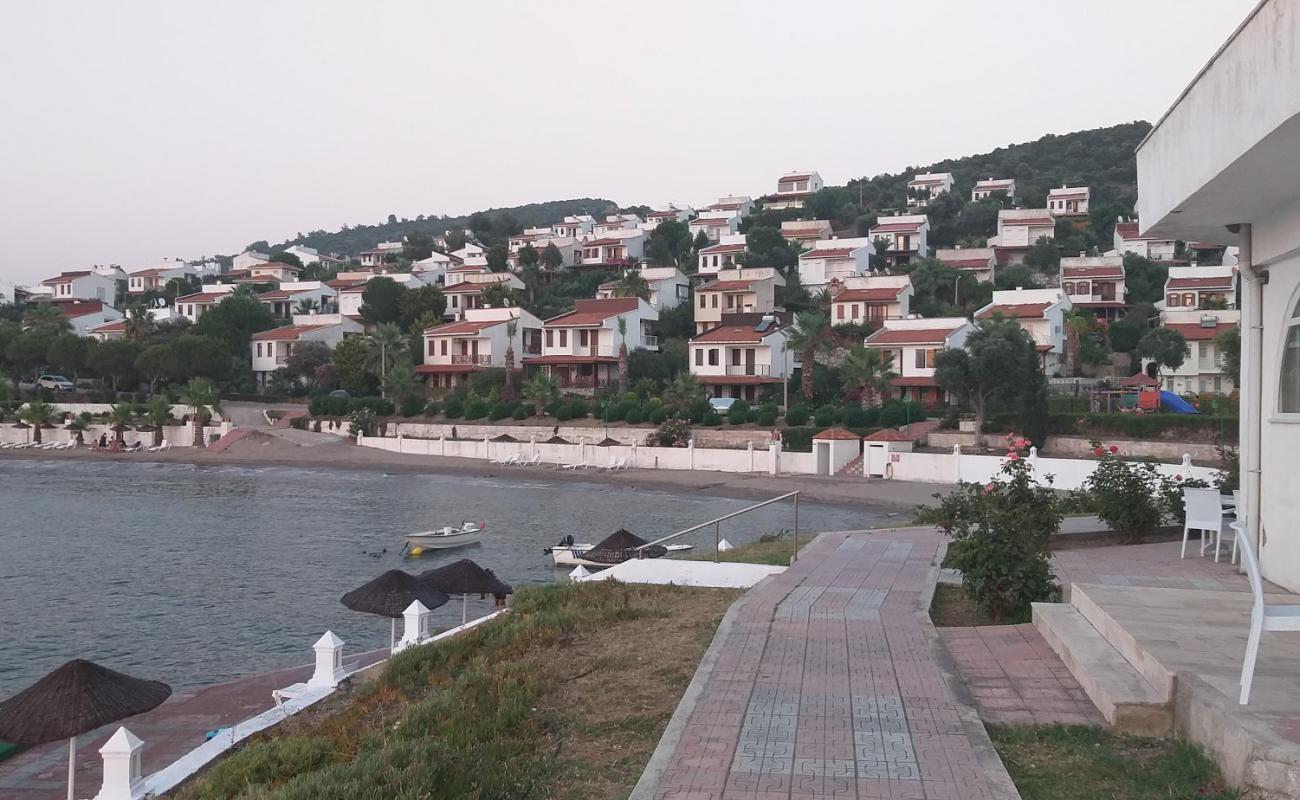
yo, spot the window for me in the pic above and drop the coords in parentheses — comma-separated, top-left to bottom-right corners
(711, 294, 718, 309)
(1168, 294, 1180, 307)
(256, 342, 263, 357)
(731, 348, 741, 366)
(695, 348, 703, 366)
(708, 348, 719, 366)
(836, 304, 844, 320)
(427, 340, 435, 356)
(579, 330, 589, 347)
(559, 330, 567, 347)
(915, 349, 926, 369)
(441, 340, 448, 356)
(852, 304, 860, 319)
(1281, 295, 1300, 413)
(1184, 293, 1195, 307)
(546, 329, 553, 347)
(699, 294, 707, 309)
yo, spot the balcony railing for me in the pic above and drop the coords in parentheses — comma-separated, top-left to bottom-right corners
(451, 354, 491, 366)
(725, 364, 770, 377)
(563, 375, 614, 389)
(1198, 359, 1221, 371)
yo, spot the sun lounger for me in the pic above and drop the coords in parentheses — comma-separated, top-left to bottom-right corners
(147, 439, 170, 452)
(488, 453, 520, 465)
(519, 454, 542, 466)
(560, 461, 589, 471)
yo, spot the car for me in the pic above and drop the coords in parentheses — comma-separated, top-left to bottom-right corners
(328, 389, 351, 399)
(36, 375, 75, 392)
(708, 397, 736, 414)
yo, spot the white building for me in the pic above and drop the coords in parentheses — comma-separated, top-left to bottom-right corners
(688, 214, 740, 243)
(418, 307, 544, 391)
(40, 270, 119, 302)
(595, 214, 643, 234)
(173, 284, 237, 323)
(596, 266, 690, 311)
(506, 236, 581, 271)
(973, 288, 1072, 375)
(232, 250, 270, 271)
(411, 251, 458, 284)
(282, 245, 344, 268)
(1061, 255, 1128, 320)
(551, 215, 596, 239)
(693, 267, 784, 335)
(767, 171, 824, 209)
(46, 299, 123, 336)
(991, 209, 1055, 251)
(1113, 219, 1179, 262)
(257, 281, 337, 319)
(798, 238, 872, 291)
(441, 273, 525, 321)
(697, 236, 748, 276)
(935, 247, 997, 283)
(641, 206, 693, 232)
(863, 317, 974, 407)
(972, 178, 1016, 202)
(689, 316, 791, 401)
(577, 229, 645, 266)
(250, 314, 364, 386)
(907, 173, 954, 206)
(1151, 309, 1239, 396)
(1048, 185, 1090, 218)
(705, 195, 754, 218)
(868, 214, 930, 266)
(526, 297, 659, 392)
(359, 241, 404, 268)
(1163, 266, 1237, 310)
(830, 275, 913, 327)
(126, 261, 196, 296)
(780, 220, 833, 248)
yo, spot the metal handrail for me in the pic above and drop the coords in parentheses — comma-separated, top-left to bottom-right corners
(636, 491, 801, 563)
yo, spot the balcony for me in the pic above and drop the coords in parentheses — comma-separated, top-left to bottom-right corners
(725, 364, 770, 377)
(451, 354, 491, 366)
(1198, 359, 1221, 372)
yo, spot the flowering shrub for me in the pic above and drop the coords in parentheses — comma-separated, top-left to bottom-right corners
(923, 436, 1059, 622)
(647, 418, 691, 448)
(347, 407, 377, 437)
(1083, 440, 1204, 543)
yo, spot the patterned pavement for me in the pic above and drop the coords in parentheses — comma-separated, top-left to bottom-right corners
(636, 528, 1017, 800)
(1051, 539, 1277, 594)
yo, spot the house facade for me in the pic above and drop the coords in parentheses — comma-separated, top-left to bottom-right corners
(525, 297, 658, 391)
(780, 219, 833, 247)
(232, 250, 269, 271)
(1150, 309, 1239, 395)
(906, 173, 954, 206)
(1113, 219, 1179, 262)
(688, 214, 740, 243)
(935, 247, 997, 282)
(706, 196, 754, 218)
(127, 263, 196, 296)
(441, 273, 525, 321)
(830, 275, 913, 328)
(418, 307, 543, 391)
(693, 267, 784, 334)
(257, 282, 337, 319)
(576, 230, 645, 266)
(971, 178, 1016, 202)
(1060, 256, 1128, 320)
(595, 266, 689, 311)
(248, 261, 303, 284)
(864, 317, 974, 406)
(689, 316, 790, 401)
(697, 236, 748, 276)
(974, 288, 1072, 375)
(47, 299, 123, 336)
(1048, 185, 1090, 217)
(174, 285, 237, 323)
(641, 207, 692, 231)
(250, 314, 363, 386)
(992, 209, 1055, 251)
(551, 215, 596, 239)
(359, 242, 404, 268)
(766, 171, 824, 209)
(41, 270, 119, 302)
(868, 215, 929, 266)
(797, 238, 872, 291)
(1163, 267, 1237, 310)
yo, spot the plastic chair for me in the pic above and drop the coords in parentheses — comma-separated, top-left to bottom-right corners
(1231, 520, 1300, 704)
(1182, 487, 1229, 560)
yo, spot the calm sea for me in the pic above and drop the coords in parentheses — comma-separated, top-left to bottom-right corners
(0, 459, 888, 694)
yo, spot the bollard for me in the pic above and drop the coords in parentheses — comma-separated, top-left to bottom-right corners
(397, 600, 431, 652)
(308, 631, 345, 688)
(92, 727, 145, 800)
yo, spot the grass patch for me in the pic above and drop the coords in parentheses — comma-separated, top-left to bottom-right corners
(686, 531, 803, 566)
(178, 582, 739, 800)
(989, 724, 1238, 800)
(929, 583, 998, 626)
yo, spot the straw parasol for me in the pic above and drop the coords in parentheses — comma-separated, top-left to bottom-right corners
(0, 659, 171, 800)
(582, 528, 667, 565)
(341, 570, 450, 650)
(419, 559, 513, 625)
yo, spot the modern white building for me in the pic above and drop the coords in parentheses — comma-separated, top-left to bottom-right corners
(551, 215, 596, 239)
(868, 215, 930, 266)
(705, 196, 754, 218)
(257, 281, 337, 319)
(577, 229, 645, 266)
(418, 307, 543, 391)
(1061, 256, 1128, 320)
(688, 214, 740, 243)
(282, 245, 344, 269)
(693, 267, 784, 335)
(359, 242, 404, 268)
(250, 313, 364, 386)
(126, 262, 197, 296)
(780, 220, 833, 248)
(971, 178, 1016, 202)
(906, 172, 954, 206)
(696, 236, 748, 276)
(173, 284, 237, 323)
(1150, 309, 1239, 396)
(689, 315, 791, 401)
(798, 238, 873, 290)
(1164, 266, 1238, 311)
(935, 247, 997, 283)
(766, 171, 824, 209)
(1048, 185, 1090, 218)
(864, 317, 974, 407)
(40, 270, 119, 302)
(232, 250, 270, 271)
(525, 297, 659, 391)
(830, 275, 913, 327)
(641, 206, 693, 231)
(974, 288, 1072, 375)
(991, 209, 1055, 251)
(595, 266, 690, 311)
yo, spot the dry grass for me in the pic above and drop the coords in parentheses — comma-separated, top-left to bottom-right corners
(687, 531, 802, 566)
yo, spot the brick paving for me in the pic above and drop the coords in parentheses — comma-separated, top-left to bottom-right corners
(640, 528, 1015, 800)
(938, 625, 1104, 727)
(1051, 540, 1276, 594)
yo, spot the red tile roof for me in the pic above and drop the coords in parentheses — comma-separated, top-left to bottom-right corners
(867, 327, 957, 345)
(545, 297, 639, 327)
(257, 287, 317, 301)
(975, 179, 1014, 189)
(441, 281, 492, 294)
(833, 287, 904, 303)
(1165, 321, 1237, 342)
(251, 324, 326, 341)
(424, 318, 502, 336)
(939, 257, 992, 269)
(864, 429, 914, 442)
(908, 178, 946, 186)
(976, 302, 1052, 320)
(697, 280, 755, 292)
(647, 210, 681, 218)
(691, 217, 732, 227)
(699, 243, 747, 255)
(871, 222, 923, 233)
(802, 247, 856, 259)
(780, 173, 813, 182)
(174, 291, 231, 304)
(582, 238, 622, 247)
(691, 324, 783, 344)
(813, 427, 861, 441)
(1063, 266, 1124, 278)
(1114, 221, 1143, 240)
(1167, 276, 1234, 289)
(1002, 216, 1054, 227)
(42, 270, 93, 285)
(58, 300, 106, 318)
(90, 319, 128, 332)
(1049, 190, 1089, 200)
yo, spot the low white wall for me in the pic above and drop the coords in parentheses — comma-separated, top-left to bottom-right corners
(51, 402, 191, 418)
(380, 420, 772, 449)
(0, 422, 208, 448)
(885, 446, 1217, 490)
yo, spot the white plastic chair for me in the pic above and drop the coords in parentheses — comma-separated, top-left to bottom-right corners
(1231, 520, 1300, 705)
(1183, 488, 1230, 560)
(1228, 490, 1242, 565)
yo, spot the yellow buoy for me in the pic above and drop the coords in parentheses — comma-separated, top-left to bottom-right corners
(409, 546, 424, 557)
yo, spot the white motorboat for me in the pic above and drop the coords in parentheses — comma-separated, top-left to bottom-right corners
(404, 521, 485, 552)
(547, 541, 693, 567)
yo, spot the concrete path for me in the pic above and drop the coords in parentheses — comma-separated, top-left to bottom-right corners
(632, 527, 1018, 800)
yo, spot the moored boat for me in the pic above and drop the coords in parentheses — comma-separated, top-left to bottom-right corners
(404, 521, 485, 551)
(545, 531, 692, 567)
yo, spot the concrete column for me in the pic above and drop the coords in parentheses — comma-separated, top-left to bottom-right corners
(1182, 453, 1194, 477)
(92, 727, 144, 800)
(1029, 445, 1039, 477)
(440, 434, 446, 456)
(747, 441, 754, 472)
(630, 441, 638, 468)
(308, 631, 345, 688)
(952, 444, 962, 482)
(770, 441, 780, 475)
(396, 600, 431, 652)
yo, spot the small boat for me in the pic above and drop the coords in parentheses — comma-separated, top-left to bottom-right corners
(545, 533, 693, 567)
(404, 521, 485, 552)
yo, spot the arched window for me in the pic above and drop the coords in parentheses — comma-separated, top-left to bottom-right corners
(1280, 294, 1300, 413)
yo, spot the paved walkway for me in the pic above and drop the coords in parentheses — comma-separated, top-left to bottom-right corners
(938, 625, 1104, 727)
(633, 528, 1017, 800)
(1051, 539, 1274, 594)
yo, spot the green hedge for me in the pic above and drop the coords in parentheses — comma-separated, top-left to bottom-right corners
(781, 426, 817, 452)
(985, 411, 1237, 442)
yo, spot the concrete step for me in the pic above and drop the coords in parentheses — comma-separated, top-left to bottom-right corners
(1069, 583, 1177, 699)
(836, 454, 864, 477)
(1032, 602, 1173, 736)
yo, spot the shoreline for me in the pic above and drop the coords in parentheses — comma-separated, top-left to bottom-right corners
(0, 433, 949, 512)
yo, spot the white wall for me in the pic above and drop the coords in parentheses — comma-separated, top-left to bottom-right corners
(881, 447, 1217, 490)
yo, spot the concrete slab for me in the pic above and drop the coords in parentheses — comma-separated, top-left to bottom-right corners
(578, 558, 786, 589)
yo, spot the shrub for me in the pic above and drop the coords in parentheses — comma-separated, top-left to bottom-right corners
(463, 398, 489, 420)
(728, 399, 751, 425)
(780, 426, 816, 452)
(422, 401, 440, 418)
(400, 396, 424, 418)
(511, 406, 527, 420)
(814, 405, 835, 427)
(756, 409, 778, 427)
(624, 407, 643, 425)
(189, 736, 335, 799)
(648, 418, 691, 447)
(702, 411, 722, 426)
(604, 401, 628, 422)
(568, 398, 589, 418)
(346, 407, 377, 437)
(1084, 447, 1165, 544)
(878, 400, 924, 428)
(555, 404, 573, 422)
(842, 406, 868, 428)
(442, 398, 464, 419)
(784, 405, 810, 426)
(488, 402, 512, 421)
(649, 408, 669, 425)
(622, 391, 638, 405)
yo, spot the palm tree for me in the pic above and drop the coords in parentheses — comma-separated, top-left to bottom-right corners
(294, 297, 320, 315)
(479, 281, 518, 309)
(67, 411, 93, 446)
(663, 373, 705, 410)
(179, 378, 220, 447)
(123, 304, 153, 343)
(142, 396, 173, 447)
(613, 270, 651, 302)
(22, 304, 71, 336)
(364, 323, 408, 397)
(841, 346, 896, 408)
(230, 284, 259, 298)
(616, 316, 629, 395)
(18, 400, 55, 444)
(785, 311, 832, 401)
(502, 319, 518, 403)
(108, 402, 136, 445)
(523, 372, 558, 416)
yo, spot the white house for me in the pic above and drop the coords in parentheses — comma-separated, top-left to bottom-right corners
(411, 251, 458, 284)
(907, 173, 954, 206)
(596, 266, 690, 311)
(173, 284, 237, 323)
(40, 270, 119, 302)
(126, 261, 196, 296)
(1060, 255, 1128, 320)
(935, 247, 997, 283)
(418, 307, 543, 391)
(282, 245, 344, 269)
(247, 261, 303, 284)
(767, 171, 824, 209)
(974, 288, 1072, 375)
(46, 299, 123, 336)
(1151, 309, 1239, 396)
(576, 229, 645, 266)
(595, 214, 643, 234)
(1113, 219, 1179, 262)
(450, 243, 487, 268)
(689, 315, 791, 401)
(525, 297, 658, 392)
(798, 238, 872, 290)
(693, 267, 784, 334)
(1048, 185, 1090, 218)
(868, 214, 930, 266)
(864, 317, 973, 407)
(706, 196, 753, 217)
(780, 220, 833, 248)
(232, 250, 269, 271)
(360, 242, 404, 268)
(991, 209, 1055, 251)
(689, 214, 740, 243)
(972, 178, 1016, 202)
(1163, 266, 1237, 310)
(250, 314, 364, 386)
(697, 235, 748, 276)
(830, 275, 913, 327)
(552, 215, 596, 239)
(257, 281, 337, 319)
(506, 236, 581, 270)
(641, 207, 693, 232)
(441, 273, 525, 321)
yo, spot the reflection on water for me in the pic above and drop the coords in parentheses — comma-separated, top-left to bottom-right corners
(0, 459, 885, 693)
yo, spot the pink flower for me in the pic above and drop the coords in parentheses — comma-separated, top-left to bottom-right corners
(1008, 451, 1020, 462)
(983, 483, 995, 495)
(1093, 446, 1105, 457)
(1175, 474, 1183, 481)
(1016, 437, 1031, 449)
(1109, 445, 1118, 454)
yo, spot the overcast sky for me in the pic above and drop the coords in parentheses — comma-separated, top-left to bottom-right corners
(0, 0, 1258, 291)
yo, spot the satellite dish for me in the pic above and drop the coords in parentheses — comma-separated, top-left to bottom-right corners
(153, 297, 168, 309)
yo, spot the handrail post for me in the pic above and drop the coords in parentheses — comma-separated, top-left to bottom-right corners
(792, 492, 800, 563)
(714, 521, 720, 563)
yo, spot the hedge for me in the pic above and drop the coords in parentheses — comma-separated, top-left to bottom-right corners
(985, 411, 1238, 442)
(781, 426, 817, 452)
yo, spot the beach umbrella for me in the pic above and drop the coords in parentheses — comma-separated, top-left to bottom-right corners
(0, 659, 171, 800)
(419, 559, 513, 625)
(341, 570, 450, 650)
(582, 528, 666, 565)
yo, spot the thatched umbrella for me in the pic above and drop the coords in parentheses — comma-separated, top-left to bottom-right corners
(341, 570, 450, 650)
(110, 422, 130, 445)
(0, 659, 171, 800)
(582, 528, 667, 565)
(419, 559, 513, 625)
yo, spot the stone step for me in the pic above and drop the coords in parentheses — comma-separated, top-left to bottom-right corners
(1069, 583, 1177, 699)
(835, 454, 864, 477)
(1032, 602, 1172, 736)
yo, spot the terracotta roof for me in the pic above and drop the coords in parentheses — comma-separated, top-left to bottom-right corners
(699, 243, 747, 255)
(890, 376, 940, 387)
(813, 427, 861, 441)
(1121, 373, 1161, 387)
(908, 178, 947, 186)
(864, 429, 914, 442)
(976, 302, 1051, 320)
(691, 324, 783, 344)
(780, 173, 813, 182)
(867, 327, 957, 345)
(90, 319, 128, 332)
(833, 287, 904, 303)
(1063, 266, 1124, 278)
(1036, 343, 1055, 352)
(545, 297, 639, 327)
(42, 270, 93, 284)
(1072, 300, 1128, 307)
(1114, 221, 1144, 240)
(424, 318, 503, 336)
(582, 238, 623, 247)
(697, 280, 755, 292)
(1167, 276, 1233, 289)
(871, 222, 923, 233)
(975, 179, 1014, 189)
(993, 247, 1025, 264)
(415, 364, 480, 374)
(802, 247, 856, 259)
(257, 287, 316, 301)
(1165, 321, 1237, 342)
(251, 324, 326, 341)
(647, 210, 680, 218)
(129, 267, 172, 278)
(1049, 190, 1089, 199)
(441, 281, 490, 294)
(326, 278, 367, 290)
(174, 291, 230, 304)
(58, 300, 106, 318)
(691, 217, 732, 227)
(694, 374, 782, 385)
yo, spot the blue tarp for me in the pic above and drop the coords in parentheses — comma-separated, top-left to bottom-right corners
(1160, 391, 1199, 414)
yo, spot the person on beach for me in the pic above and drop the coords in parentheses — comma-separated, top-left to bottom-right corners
(98, 433, 108, 449)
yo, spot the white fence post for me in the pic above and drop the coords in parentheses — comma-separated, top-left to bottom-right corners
(92, 726, 145, 800)
(440, 434, 446, 456)
(952, 444, 962, 483)
(397, 600, 431, 652)
(1182, 453, 1193, 477)
(747, 441, 754, 472)
(1028, 445, 1039, 478)
(688, 438, 695, 470)
(631, 441, 638, 468)
(770, 441, 781, 475)
(308, 631, 345, 688)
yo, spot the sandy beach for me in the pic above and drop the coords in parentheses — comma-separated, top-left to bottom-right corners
(0, 430, 949, 512)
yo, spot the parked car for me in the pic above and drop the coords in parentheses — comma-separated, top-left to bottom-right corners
(328, 389, 351, 399)
(36, 375, 75, 392)
(708, 397, 736, 414)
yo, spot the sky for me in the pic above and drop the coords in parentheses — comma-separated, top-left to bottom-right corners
(0, 0, 1259, 292)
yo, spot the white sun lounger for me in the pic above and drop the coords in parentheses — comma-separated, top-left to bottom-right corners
(147, 439, 170, 452)
(560, 461, 589, 471)
(519, 454, 542, 466)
